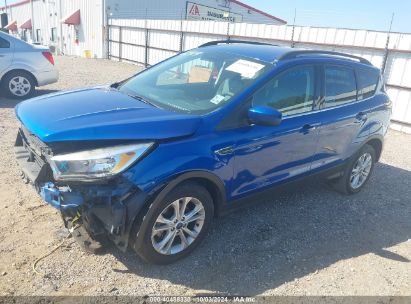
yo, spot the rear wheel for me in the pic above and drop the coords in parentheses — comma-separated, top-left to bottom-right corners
(332, 144, 376, 194)
(132, 182, 214, 264)
(1, 71, 35, 99)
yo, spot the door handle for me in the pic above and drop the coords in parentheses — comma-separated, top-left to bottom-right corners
(356, 112, 368, 122)
(215, 146, 234, 156)
(302, 123, 319, 130)
(300, 123, 319, 134)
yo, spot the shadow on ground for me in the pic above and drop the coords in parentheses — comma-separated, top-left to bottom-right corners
(0, 89, 59, 108)
(110, 162, 411, 295)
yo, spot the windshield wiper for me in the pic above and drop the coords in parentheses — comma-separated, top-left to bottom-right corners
(128, 93, 160, 108)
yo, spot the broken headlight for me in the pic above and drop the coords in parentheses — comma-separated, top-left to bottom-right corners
(49, 143, 153, 181)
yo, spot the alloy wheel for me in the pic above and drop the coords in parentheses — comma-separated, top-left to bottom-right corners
(151, 197, 205, 255)
(9, 76, 31, 97)
(350, 152, 372, 189)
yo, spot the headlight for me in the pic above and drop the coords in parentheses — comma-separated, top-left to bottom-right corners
(49, 143, 153, 180)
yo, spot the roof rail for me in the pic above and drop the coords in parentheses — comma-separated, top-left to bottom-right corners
(199, 39, 275, 48)
(279, 50, 372, 65)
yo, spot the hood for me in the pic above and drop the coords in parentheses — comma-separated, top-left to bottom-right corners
(15, 87, 202, 143)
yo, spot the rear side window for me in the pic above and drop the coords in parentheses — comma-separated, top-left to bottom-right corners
(324, 65, 357, 108)
(253, 65, 315, 117)
(357, 68, 380, 100)
(0, 37, 10, 48)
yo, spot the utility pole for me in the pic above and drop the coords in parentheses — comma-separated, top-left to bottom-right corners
(291, 8, 297, 48)
(382, 13, 395, 76)
(5, 0, 13, 21)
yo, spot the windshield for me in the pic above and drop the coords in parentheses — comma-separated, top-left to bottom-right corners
(118, 49, 271, 115)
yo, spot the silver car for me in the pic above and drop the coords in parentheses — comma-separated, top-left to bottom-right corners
(0, 31, 58, 99)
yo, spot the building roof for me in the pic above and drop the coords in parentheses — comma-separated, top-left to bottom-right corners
(0, 0, 287, 24)
(230, 0, 287, 24)
(0, 0, 29, 11)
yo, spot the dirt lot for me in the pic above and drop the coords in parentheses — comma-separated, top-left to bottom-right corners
(0, 56, 410, 297)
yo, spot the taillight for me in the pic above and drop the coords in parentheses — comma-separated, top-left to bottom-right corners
(42, 51, 54, 65)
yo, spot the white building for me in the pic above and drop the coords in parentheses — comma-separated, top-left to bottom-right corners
(0, 0, 286, 58)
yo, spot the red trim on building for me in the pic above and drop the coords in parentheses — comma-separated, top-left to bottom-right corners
(0, 0, 30, 11)
(229, 0, 287, 24)
(5, 20, 17, 31)
(19, 18, 32, 29)
(61, 9, 80, 25)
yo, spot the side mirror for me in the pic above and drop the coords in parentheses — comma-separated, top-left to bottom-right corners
(248, 106, 282, 126)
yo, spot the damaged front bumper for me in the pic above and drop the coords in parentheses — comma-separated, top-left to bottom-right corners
(38, 181, 148, 251)
(14, 128, 149, 252)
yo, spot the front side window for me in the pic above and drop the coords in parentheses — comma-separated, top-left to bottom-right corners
(0, 37, 10, 48)
(253, 65, 315, 117)
(357, 68, 379, 100)
(119, 49, 270, 114)
(324, 65, 357, 108)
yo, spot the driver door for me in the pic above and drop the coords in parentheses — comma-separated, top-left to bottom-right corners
(230, 64, 321, 199)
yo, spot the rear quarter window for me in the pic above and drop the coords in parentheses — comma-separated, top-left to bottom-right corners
(324, 65, 357, 108)
(0, 37, 10, 48)
(357, 68, 380, 100)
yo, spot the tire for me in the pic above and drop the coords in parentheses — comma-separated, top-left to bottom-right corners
(1, 71, 36, 99)
(332, 144, 376, 195)
(132, 182, 214, 264)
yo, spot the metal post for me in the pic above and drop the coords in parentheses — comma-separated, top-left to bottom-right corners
(106, 19, 110, 60)
(382, 13, 395, 76)
(103, 0, 109, 59)
(144, 28, 149, 67)
(30, 0, 35, 41)
(291, 9, 297, 48)
(225, 5, 231, 41)
(179, 9, 184, 53)
(144, 8, 149, 67)
(118, 26, 122, 61)
(58, 0, 63, 54)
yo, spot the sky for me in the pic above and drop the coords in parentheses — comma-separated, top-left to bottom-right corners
(246, 0, 411, 33)
(1, 0, 410, 33)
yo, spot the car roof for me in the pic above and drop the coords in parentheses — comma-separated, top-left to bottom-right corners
(198, 41, 376, 69)
(200, 43, 292, 64)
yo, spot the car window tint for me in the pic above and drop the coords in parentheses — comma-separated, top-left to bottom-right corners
(0, 37, 10, 48)
(253, 65, 315, 117)
(357, 68, 379, 100)
(324, 65, 357, 108)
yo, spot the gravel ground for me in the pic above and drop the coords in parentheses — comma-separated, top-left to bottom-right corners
(0, 56, 410, 297)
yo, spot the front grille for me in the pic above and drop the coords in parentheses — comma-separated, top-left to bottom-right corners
(20, 126, 52, 158)
(15, 126, 53, 185)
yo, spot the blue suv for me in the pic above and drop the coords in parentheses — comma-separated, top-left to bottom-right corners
(15, 41, 391, 264)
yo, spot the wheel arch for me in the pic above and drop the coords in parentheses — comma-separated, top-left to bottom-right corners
(1, 69, 38, 87)
(147, 170, 227, 217)
(363, 136, 384, 161)
(126, 170, 227, 247)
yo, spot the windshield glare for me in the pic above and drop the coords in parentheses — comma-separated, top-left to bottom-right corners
(119, 49, 270, 115)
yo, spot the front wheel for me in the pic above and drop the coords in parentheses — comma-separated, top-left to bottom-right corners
(332, 144, 376, 194)
(132, 182, 214, 264)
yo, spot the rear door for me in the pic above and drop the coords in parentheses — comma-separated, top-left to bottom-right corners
(0, 35, 13, 75)
(311, 64, 370, 171)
